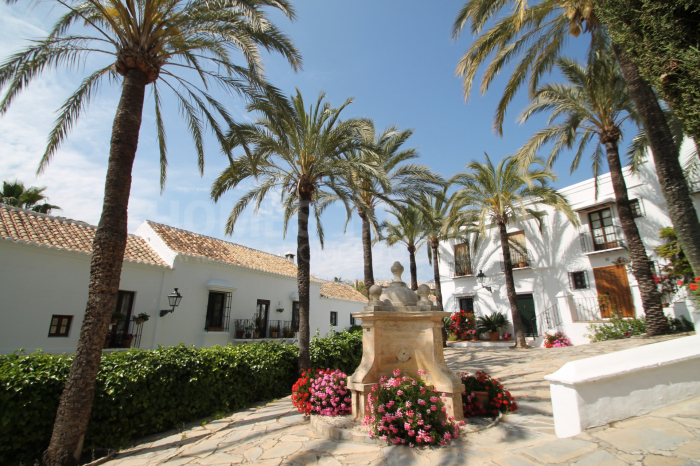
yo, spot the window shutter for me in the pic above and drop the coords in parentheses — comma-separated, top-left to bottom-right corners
(568, 272, 573, 290)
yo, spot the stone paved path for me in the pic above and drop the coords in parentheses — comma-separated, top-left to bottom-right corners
(104, 334, 699, 466)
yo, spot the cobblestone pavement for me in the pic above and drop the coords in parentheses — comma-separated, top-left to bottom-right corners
(104, 334, 699, 466)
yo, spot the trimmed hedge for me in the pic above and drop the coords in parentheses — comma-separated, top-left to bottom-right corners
(0, 329, 362, 465)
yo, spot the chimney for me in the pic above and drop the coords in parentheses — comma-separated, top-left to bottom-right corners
(285, 252, 295, 263)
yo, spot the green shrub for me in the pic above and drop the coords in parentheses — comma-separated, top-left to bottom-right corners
(309, 328, 363, 375)
(586, 317, 647, 342)
(0, 330, 364, 465)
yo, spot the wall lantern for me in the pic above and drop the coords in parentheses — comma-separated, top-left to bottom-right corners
(160, 288, 183, 317)
(476, 270, 493, 293)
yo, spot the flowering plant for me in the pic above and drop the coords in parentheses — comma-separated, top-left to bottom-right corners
(503, 333, 512, 340)
(292, 369, 351, 416)
(460, 371, 517, 417)
(543, 331, 572, 348)
(364, 369, 464, 447)
(449, 310, 476, 339)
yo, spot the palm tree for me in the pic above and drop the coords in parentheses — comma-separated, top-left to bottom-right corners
(345, 123, 442, 291)
(381, 204, 428, 290)
(416, 188, 457, 312)
(211, 90, 375, 373)
(452, 0, 700, 277)
(1, 180, 61, 213)
(515, 47, 670, 335)
(451, 155, 577, 348)
(0, 1, 300, 463)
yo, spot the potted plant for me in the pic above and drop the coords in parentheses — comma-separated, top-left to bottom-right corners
(503, 333, 512, 341)
(283, 326, 294, 338)
(121, 334, 134, 348)
(236, 325, 245, 339)
(476, 311, 509, 341)
(269, 324, 280, 338)
(254, 316, 265, 338)
(245, 323, 254, 339)
(132, 312, 150, 325)
(111, 311, 125, 325)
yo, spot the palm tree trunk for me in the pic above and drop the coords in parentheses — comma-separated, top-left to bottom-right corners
(431, 240, 444, 312)
(602, 137, 670, 335)
(359, 211, 375, 291)
(498, 222, 526, 348)
(613, 44, 700, 276)
(408, 245, 418, 290)
(297, 192, 312, 374)
(43, 69, 148, 466)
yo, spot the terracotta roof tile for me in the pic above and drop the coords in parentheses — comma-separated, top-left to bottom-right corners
(320, 281, 368, 302)
(0, 204, 168, 267)
(146, 220, 304, 279)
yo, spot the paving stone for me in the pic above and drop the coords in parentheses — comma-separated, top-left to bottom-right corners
(573, 450, 627, 466)
(643, 455, 686, 466)
(254, 459, 283, 466)
(341, 450, 383, 464)
(260, 439, 279, 449)
(594, 418, 694, 453)
(317, 456, 343, 466)
(329, 443, 381, 455)
(260, 441, 303, 459)
(675, 440, 700, 459)
(279, 435, 310, 442)
(243, 446, 263, 461)
(286, 451, 320, 465)
(672, 417, 700, 429)
(522, 438, 598, 463)
(491, 453, 540, 466)
(199, 451, 243, 465)
(382, 445, 422, 466)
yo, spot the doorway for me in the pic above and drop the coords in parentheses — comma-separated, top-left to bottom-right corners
(592, 265, 635, 317)
(517, 294, 537, 337)
(255, 299, 270, 337)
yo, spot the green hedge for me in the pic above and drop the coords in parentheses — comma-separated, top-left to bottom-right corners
(0, 329, 363, 465)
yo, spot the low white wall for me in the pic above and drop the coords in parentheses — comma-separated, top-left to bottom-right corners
(545, 335, 700, 438)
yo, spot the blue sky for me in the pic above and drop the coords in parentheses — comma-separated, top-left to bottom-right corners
(0, 1, 619, 283)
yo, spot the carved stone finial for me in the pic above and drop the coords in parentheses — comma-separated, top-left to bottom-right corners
(369, 284, 383, 303)
(391, 261, 404, 282)
(417, 284, 432, 303)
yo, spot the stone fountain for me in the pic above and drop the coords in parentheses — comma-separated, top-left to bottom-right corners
(347, 262, 465, 422)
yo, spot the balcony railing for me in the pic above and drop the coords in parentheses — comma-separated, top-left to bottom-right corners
(535, 304, 562, 336)
(499, 250, 533, 271)
(233, 318, 294, 339)
(448, 257, 473, 277)
(572, 295, 635, 321)
(105, 319, 143, 348)
(579, 226, 625, 253)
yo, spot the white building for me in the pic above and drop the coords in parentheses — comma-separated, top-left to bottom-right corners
(0, 206, 366, 354)
(438, 155, 699, 345)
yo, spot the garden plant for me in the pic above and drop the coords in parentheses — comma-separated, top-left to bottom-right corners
(460, 371, 518, 418)
(364, 369, 465, 447)
(543, 332, 573, 348)
(291, 369, 351, 416)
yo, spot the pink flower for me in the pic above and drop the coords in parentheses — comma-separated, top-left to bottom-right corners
(417, 399, 426, 405)
(397, 390, 404, 396)
(430, 396, 438, 402)
(430, 405, 437, 411)
(393, 368, 401, 377)
(408, 430, 415, 436)
(405, 401, 412, 408)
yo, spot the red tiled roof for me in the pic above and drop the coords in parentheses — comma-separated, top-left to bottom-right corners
(320, 281, 368, 303)
(0, 204, 168, 267)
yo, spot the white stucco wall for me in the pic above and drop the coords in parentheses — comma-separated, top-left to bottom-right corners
(439, 148, 700, 345)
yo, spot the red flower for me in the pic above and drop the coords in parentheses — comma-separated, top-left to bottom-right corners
(690, 283, 699, 291)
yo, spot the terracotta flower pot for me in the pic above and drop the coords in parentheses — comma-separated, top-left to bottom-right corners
(111, 319, 118, 325)
(121, 339, 132, 348)
(460, 334, 468, 341)
(253, 332, 260, 339)
(236, 331, 244, 339)
(135, 318, 143, 325)
(489, 331, 500, 341)
(473, 391, 489, 406)
(271, 331, 278, 338)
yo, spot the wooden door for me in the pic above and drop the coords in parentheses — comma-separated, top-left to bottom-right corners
(592, 265, 635, 317)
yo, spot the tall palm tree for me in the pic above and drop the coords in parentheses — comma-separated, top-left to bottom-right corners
(345, 123, 442, 291)
(452, 0, 700, 277)
(416, 188, 456, 312)
(0, 1, 300, 463)
(381, 204, 428, 290)
(1, 179, 61, 213)
(450, 155, 578, 348)
(515, 47, 670, 335)
(211, 90, 376, 373)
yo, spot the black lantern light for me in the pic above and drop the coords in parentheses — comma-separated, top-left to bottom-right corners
(476, 270, 493, 293)
(160, 288, 183, 317)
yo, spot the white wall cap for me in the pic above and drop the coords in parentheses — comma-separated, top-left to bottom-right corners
(545, 335, 700, 385)
(555, 291, 574, 298)
(290, 291, 299, 300)
(205, 278, 237, 292)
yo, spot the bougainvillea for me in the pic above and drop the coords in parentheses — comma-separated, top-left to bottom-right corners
(461, 371, 518, 417)
(292, 368, 352, 416)
(543, 332, 572, 348)
(364, 369, 464, 447)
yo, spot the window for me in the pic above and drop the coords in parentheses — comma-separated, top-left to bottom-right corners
(255, 300, 270, 337)
(589, 208, 618, 251)
(48, 315, 73, 337)
(330, 311, 338, 326)
(569, 271, 589, 290)
(205, 291, 232, 331)
(629, 199, 644, 218)
(453, 243, 472, 276)
(292, 301, 300, 331)
(350, 315, 356, 326)
(458, 297, 474, 313)
(508, 231, 529, 267)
